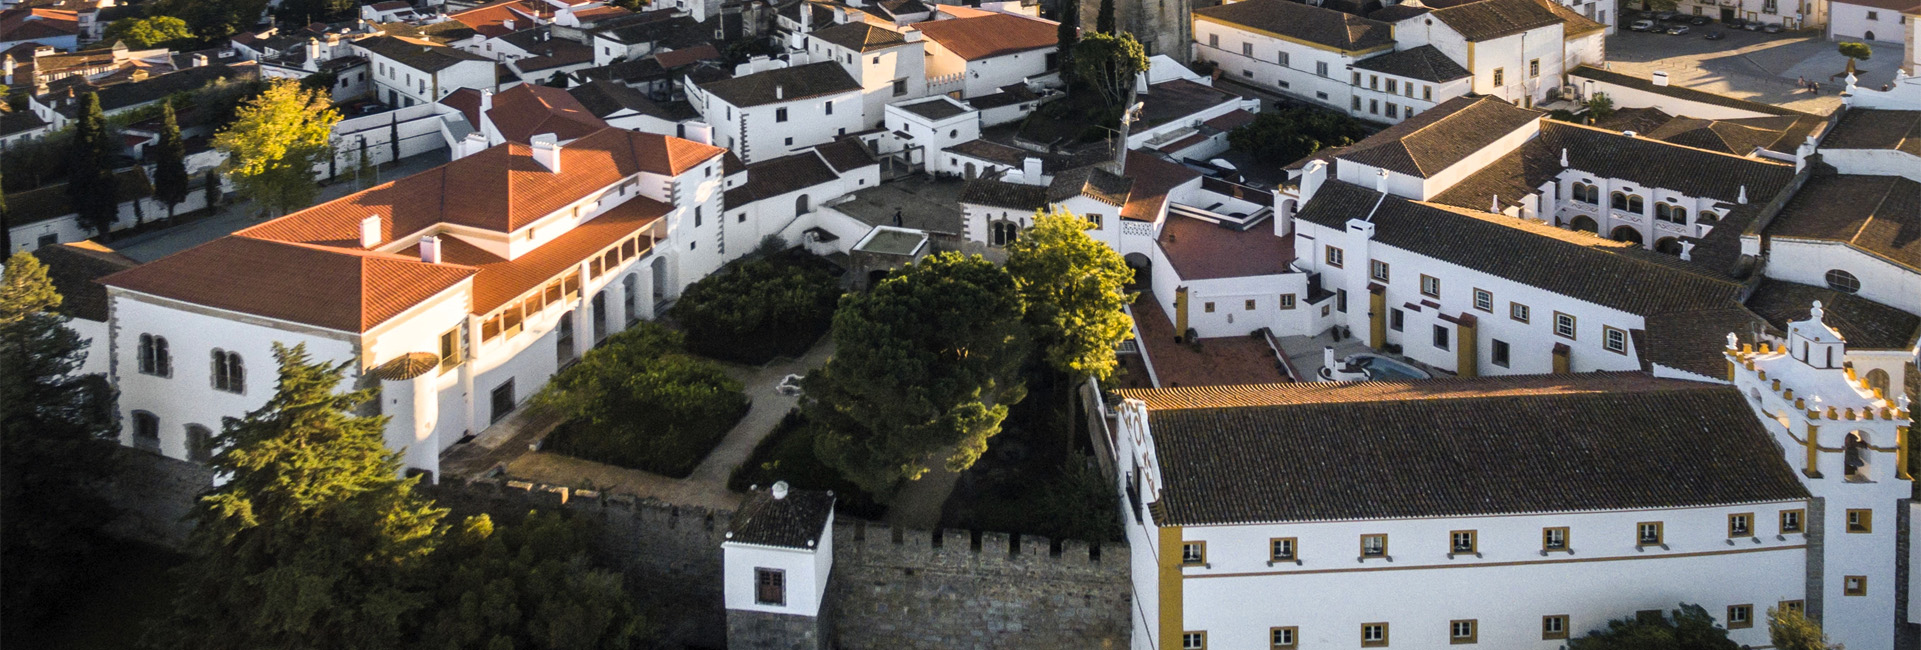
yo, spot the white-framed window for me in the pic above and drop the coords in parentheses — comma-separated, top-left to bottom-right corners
(1603, 326, 1627, 353)
(1270, 537, 1296, 561)
(138, 334, 172, 377)
(1637, 521, 1664, 546)
(1183, 631, 1207, 649)
(1362, 622, 1389, 647)
(1543, 526, 1568, 551)
(1510, 303, 1530, 323)
(1370, 259, 1390, 281)
(210, 349, 244, 394)
(1472, 288, 1492, 312)
(1360, 534, 1387, 557)
(1554, 312, 1577, 339)
(1419, 274, 1440, 297)
(1271, 626, 1298, 648)
(1451, 619, 1477, 643)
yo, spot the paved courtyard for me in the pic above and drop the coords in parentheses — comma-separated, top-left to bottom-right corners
(1602, 27, 1894, 115)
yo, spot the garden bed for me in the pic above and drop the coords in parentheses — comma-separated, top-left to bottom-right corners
(537, 323, 752, 479)
(729, 410, 886, 520)
(669, 250, 844, 366)
(544, 396, 747, 479)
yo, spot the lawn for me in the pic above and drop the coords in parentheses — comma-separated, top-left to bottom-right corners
(8, 536, 185, 650)
(729, 409, 886, 520)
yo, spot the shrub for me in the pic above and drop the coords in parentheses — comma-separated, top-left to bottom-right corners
(537, 323, 749, 478)
(1228, 106, 1371, 165)
(729, 410, 885, 519)
(667, 255, 842, 365)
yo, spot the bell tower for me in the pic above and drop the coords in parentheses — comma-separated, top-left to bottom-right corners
(1726, 301, 1911, 650)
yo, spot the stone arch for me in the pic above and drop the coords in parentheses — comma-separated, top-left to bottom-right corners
(1124, 252, 1152, 290)
(1570, 215, 1599, 233)
(1610, 225, 1644, 246)
(1844, 431, 1871, 481)
(1864, 368, 1891, 397)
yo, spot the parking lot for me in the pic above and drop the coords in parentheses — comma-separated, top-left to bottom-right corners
(1603, 17, 1895, 115)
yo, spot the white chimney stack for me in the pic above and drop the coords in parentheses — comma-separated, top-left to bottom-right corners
(775, 84, 784, 100)
(480, 88, 494, 112)
(1652, 70, 1669, 87)
(1375, 168, 1389, 194)
(903, 27, 922, 42)
(1323, 346, 1336, 371)
(191, 53, 208, 67)
(684, 121, 713, 145)
(361, 215, 382, 247)
(1022, 156, 1041, 181)
(530, 133, 562, 173)
(1738, 185, 1749, 204)
(419, 235, 442, 263)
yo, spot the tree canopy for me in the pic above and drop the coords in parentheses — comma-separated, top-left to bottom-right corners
(536, 322, 748, 477)
(102, 16, 194, 49)
(153, 102, 191, 217)
(148, 0, 271, 42)
(416, 511, 645, 650)
(1839, 41, 1872, 61)
(803, 252, 1029, 495)
(1005, 211, 1135, 382)
(1227, 105, 1370, 165)
(1071, 31, 1149, 108)
(1569, 604, 1740, 650)
(66, 93, 120, 236)
(213, 79, 339, 216)
(1768, 607, 1839, 650)
(667, 256, 842, 364)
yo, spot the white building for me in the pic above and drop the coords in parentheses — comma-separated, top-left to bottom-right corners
(722, 483, 836, 648)
(690, 60, 864, 162)
(99, 127, 730, 477)
(879, 96, 979, 174)
(913, 9, 1063, 99)
(1830, 0, 1907, 42)
(1115, 373, 1818, 650)
(1677, 0, 1828, 29)
(804, 20, 928, 128)
(357, 34, 497, 107)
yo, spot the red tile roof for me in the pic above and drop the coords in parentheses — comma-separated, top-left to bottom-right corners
(486, 82, 606, 143)
(398, 196, 669, 312)
(654, 42, 720, 69)
(451, 0, 542, 38)
(914, 12, 1060, 61)
(100, 236, 477, 332)
(0, 8, 78, 41)
(1121, 150, 1201, 222)
(1156, 214, 1295, 280)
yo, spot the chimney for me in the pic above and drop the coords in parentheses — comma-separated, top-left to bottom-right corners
(3, 56, 13, 85)
(1651, 70, 1669, 87)
(775, 84, 783, 100)
(420, 235, 442, 263)
(1301, 159, 1328, 204)
(1323, 346, 1336, 371)
(361, 215, 382, 247)
(503, 18, 514, 30)
(1738, 185, 1748, 204)
(903, 27, 922, 42)
(1375, 168, 1389, 194)
(684, 121, 713, 145)
(1559, 148, 1568, 167)
(480, 88, 494, 112)
(306, 37, 322, 61)
(1678, 240, 1695, 261)
(191, 53, 208, 67)
(1022, 156, 1041, 181)
(530, 133, 562, 173)
(771, 480, 789, 499)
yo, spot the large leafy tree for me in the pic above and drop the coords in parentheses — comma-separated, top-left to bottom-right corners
(147, 0, 270, 42)
(213, 79, 339, 216)
(102, 16, 194, 48)
(417, 512, 646, 650)
(667, 257, 842, 364)
(535, 322, 748, 476)
(803, 253, 1029, 495)
(1227, 105, 1370, 165)
(150, 344, 448, 650)
(1569, 604, 1740, 650)
(0, 252, 119, 635)
(1071, 31, 1148, 108)
(153, 102, 191, 219)
(1005, 211, 1134, 382)
(1768, 607, 1839, 650)
(67, 92, 120, 236)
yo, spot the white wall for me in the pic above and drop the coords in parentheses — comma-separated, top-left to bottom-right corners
(1831, 2, 1904, 42)
(723, 536, 831, 616)
(1765, 239, 1921, 314)
(698, 89, 865, 163)
(1193, 19, 1368, 111)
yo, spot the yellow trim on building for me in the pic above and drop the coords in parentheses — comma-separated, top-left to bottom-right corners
(1455, 317, 1478, 378)
(1898, 425, 1912, 480)
(1804, 423, 1821, 478)
(1368, 289, 1387, 350)
(1159, 525, 1185, 650)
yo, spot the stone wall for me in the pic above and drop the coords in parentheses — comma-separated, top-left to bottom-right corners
(99, 448, 216, 549)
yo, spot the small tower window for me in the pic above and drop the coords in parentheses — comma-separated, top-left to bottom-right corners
(754, 567, 785, 605)
(1844, 432, 1870, 481)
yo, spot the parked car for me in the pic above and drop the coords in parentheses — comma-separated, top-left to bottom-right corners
(1724, 17, 1746, 29)
(1667, 25, 1691, 34)
(1631, 19, 1656, 31)
(1745, 21, 1763, 30)
(1704, 30, 1726, 40)
(1690, 15, 1710, 25)
(1654, 10, 1679, 20)
(1764, 23, 1783, 32)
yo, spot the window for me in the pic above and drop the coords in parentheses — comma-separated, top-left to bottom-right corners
(1242, 42, 1252, 56)
(1204, 302, 1216, 313)
(1491, 339, 1510, 368)
(1433, 325, 1449, 350)
(755, 568, 786, 605)
(132, 411, 160, 452)
(623, 274, 639, 326)
(1386, 79, 1398, 94)
(1529, 58, 1540, 77)
(1385, 103, 1398, 119)
(1847, 509, 1873, 533)
(1554, 312, 1577, 339)
(1208, 33, 1219, 47)
(1637, 521, 1664, 546)
(1337, 289, 1348, 313)
(1603, 326, 1627, 353)
(1781, 600, 1805, 614)
(185, 424, 214, 463)
(1423, 85, 1433, 101)
(1325, 246, 1344, 267)
(1729, 512, 1753, 537)
(892, 78, 907, 96)
(1389, 308, 1404, 332)
(1492, 67, 1504, 87)
(1781, 509, 1804, 533)
(1825, 269, 1860, 293)
(1868, 9, 1879, 18)
(1280, 294, 1297, 310)
(1271, 626, 1298, 648)
(1543, 615, 1569, 640)
(990, 221, 1020, 247)
(1270, 537, 1297, 561)
(138, 334, 172, 377)
(775, 107, 788, 122)
(1084, 214, 1103, 229)
(1543, 526, 1569, 551)
(1845, 575, 1868, 596)
(1728, 604, 1753, 628)
(1245, 299, 1257, 311)
(440, 327, 465, 369)
(1360, 534, 1387, 558)
(1362, 622, 1389, 647)
(1656, 202, 1688, 224)
(1353, 96, 1363, 111)
(490, 379, 516, 424)
(1278, 51, 1289, 67)
(1316, 61, 1329, 77)
(1369, 75, 1379, 90)
(1450, 619, 1477, 644)
(1511, 303, 1530, 323)
(1182, 632, 1206, 650)
(1370, 259, 1390, 282)
(210, 349, 244, 394)
(1370, 99, 1379, 115)
(825, 100, 835, 115)
(784, 137, 794, 146)
(1181, 541, 1206, 565)
(1472, 289, 1492, 312)
(1450, 530, 1476, 554)
(1419, 274, 1440, 297)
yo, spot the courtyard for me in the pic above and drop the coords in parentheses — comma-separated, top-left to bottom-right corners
(1602, 25, 1895, 114)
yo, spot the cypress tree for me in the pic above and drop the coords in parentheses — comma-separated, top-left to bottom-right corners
(388, 114, 399, 165)
(203, 167, 220, 212)
(153, 102, 190, 220)
(66, 93, 119, 237)
(1096, 0, 1115, 34)
(1, 169, 11, 252)
(1057, 0, 1080, 81)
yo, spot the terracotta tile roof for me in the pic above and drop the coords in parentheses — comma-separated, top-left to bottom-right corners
(568, 4, 632, 21)
(397, 196, 669, 313)
(1194, 0, 1392, 52)
(958, 177, 1047, 210)
(1568, 65, 1806, 118)
(653, 42, 719, 69)
(1764, 173, 1921, 272)
(0, 8, 78, 41)
(567, 78, 696, 120)
(697, 61, 860, 108)
(440, 86, 484, 127)
(1746, 279, 1920, 350)
(1351, 45, 1471, 82)
(1122, 150, 1201, 222)
(29, 241, 135, 322)
(1118, 373, 1811, 525)
(100, 236, 477, 332)
(1336, 95, 1542, 177)
(1637, 307, 1772, 377)
(814, 136, 875, 172)
(727, 485, 834, 549)
(239, 127, 722, 239)
(897, 96, 971, 120)
(357, 35, 490, 72)
(486, 82, 607, 143)
(913, 11, 1060, 61)
(504, 33, 594, 73)
(450, 0, 541, 38)
(723, 149, 839, 206)
(1048, 166, 1131, 206)
(812, 21, 907, 52)
(369, 1, 411, 10)
(1156, 215, 1294, 280)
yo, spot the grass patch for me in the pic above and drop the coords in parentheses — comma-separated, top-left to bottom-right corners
(729, 410, 886, 520)
(6, 536, 185, 650)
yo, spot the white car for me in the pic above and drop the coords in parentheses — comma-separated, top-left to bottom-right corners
(1630, 19, 1656, 31)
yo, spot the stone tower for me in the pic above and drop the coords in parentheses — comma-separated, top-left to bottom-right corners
(722, 482, 838, 650)
(1726, 301, 1913, 650)
(1078, 0, 1194, 62)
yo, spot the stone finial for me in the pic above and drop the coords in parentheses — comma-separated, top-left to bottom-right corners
(1810, 300, 1826, 322)
(1375, 167, 1389, 193)
(1491, 194, 1501, 213)
(1726, 332, 1738, 350)
(1560, 148, 1569, 167)
(1737, 185, 1749, 204)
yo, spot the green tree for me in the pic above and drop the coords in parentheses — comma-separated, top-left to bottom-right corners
(148, 0, 270, 42)
(1005, 211, 1134, 382)
(153, 102, 190, 220)
(535, 323, 749, 476)
(417, 512, 645, 650)
(204, 168, 222, 212)
(1569, 604, 1740, 650)
(67, 92, 120, 236)
(213, 79, 339, 216)
(102, 15, 194, 48)
(0, 252, 119, 634)
(1585, 92, 1616, 121)
(1840, 41, 1872, 75)
(149, 344, 448, 650)
(667, 257, 843, 364)
(1227, 105, 1371, 166)
(1055, 0, 1079, 79)
(1096, 0, 1115, 33)
(1768, 607, 1839, 650)
(803, 252, 1029, 495)
(1071, 31, 1149, 108)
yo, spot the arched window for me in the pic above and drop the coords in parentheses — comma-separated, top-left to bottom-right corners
(796, 194, 810, 215)
(1826, 269, 1861, 293)
(557, 311, 576, 364)
(1865, 369, 1891, 397)
(1571, 183, 1594, 204)
(622, 274, 639, 326)
(1844, 432, 1870, 481)
(139, 334, 172, 377)
(210, 349, 244, 394)
(1697, 210, 1720, 224)
(1582, 184, 1600, 204)
(1655, 237, 1684, 256)
(132, 411, 160, 453)
(1627, 195, 1645, 213)
(1671, 205, 1687, 223)
(1610, 191, 1628, 210)
(1655, 203, 1670, 222)
(185, 424, 214, 463)
(591, 291, 608, 342)
(1570, 215, 1599, 233)
(990, 221, 1020, 247)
